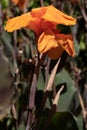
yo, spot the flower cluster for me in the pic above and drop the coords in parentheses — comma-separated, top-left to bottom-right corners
(5, 5, 76, 59)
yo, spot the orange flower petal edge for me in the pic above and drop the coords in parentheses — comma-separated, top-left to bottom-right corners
(38, 32, 64, 59)
(30, 6, 47, 17)
(5, 13, 36, 32)
(57, 34, 76, 56)
(38, 32, 75, 59)
(42, 6, 76, 26)
(4, 6, 47, 34)
(38, 32, 58, 53)
(5, 5, 76, 34)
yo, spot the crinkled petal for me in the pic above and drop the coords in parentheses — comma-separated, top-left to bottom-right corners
(5, 6, 48, 33)
(42, 6, 76, 26)
(38, 32, 64, 59)
(56, 34, 76, 56)
(38, 32, 76, 59)
(38, 32, 58, 53)
(5, 5, 76, 34)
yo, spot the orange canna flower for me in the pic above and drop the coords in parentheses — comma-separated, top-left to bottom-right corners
(5, 5, 76, 59)
(38, 32, 75, 59)
(12, 0, 28, 11)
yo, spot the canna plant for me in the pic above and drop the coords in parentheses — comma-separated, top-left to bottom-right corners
(4, 5, 77, 130)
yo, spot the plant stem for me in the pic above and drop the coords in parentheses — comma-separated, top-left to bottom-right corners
(26, 54, 45, 130)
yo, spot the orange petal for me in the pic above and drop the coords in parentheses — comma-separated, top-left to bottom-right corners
(5, 6, 47, 34)
(38, 32, 58, 53)
(5, 13, 36, 32)
(5, 5, 76, 36)
(31, 6, 47, 17)
(38, 32, 64, 59)
(56, 34, 76, 56)
(42, 6, 76, 26)
(27, 18, 43, 36)
(5, 12, 43, 35)
(48, 47, 64, 59)
(38, 32, 75, 59)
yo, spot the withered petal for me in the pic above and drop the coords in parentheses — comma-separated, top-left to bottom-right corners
(57, 34, 76, 56)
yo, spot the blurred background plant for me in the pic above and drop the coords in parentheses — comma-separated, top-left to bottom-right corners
(0, 0, 87, 130)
